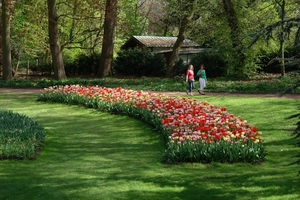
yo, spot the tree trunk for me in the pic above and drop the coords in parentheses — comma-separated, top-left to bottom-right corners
(47, 0, 67, 80)
(0, 6, 2, 77)
(279, 36, 285, 76)
(222, 0, 246, 76)
(277, 0, 286, 76)
(1, 0, 16, 81)
(97, 0, 118, 78)
(166, 0, 198, 78)
(166, 26, 187, 77)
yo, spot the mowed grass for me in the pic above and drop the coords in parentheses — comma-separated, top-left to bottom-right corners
(0, 91, 299, 200)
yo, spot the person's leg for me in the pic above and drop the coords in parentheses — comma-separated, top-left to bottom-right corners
(186, 83, 189, 95)
(198, 79, 201, 94)
(199, 78, 205, 94)
(188, 81, 193, 95)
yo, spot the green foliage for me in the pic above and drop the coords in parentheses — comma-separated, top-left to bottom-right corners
(207, 76, 300, 94)
(31, 61, 52, 75)
(10, 0, 106, 73)
(190, 51, 227, 78)
(164, 140, 266, 164)
(1, 73, 300, 94)
(12, 0, 49, 59)
(14, 58, 52, 76)
(65, 53, 100, 76)
(62, 47, 84, 65)
(113, 49, 167, 77)
(174, 58, 188, 76)
(6, 0, 300, 83)
(258, 46, 300, 73)
(0, 109, 45, 159)
(247, 0, 300, 77)
(118, 0, 145, 36)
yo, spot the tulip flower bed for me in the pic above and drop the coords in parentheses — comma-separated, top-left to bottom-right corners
(0, 109, 46, 159)
(38, 85, 266, 163)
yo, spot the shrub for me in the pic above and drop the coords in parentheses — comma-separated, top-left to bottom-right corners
(174, 58, 188, 76)
(190, 51, 227, 78)
(258, 47, 300, 74)
(65, 53, 100, 76)
(113, 49, 167, 77)
(30, 63, 51, 75)
(0, 109, 46, 159)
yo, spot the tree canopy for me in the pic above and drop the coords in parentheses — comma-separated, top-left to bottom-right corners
(0, 0, 300, 79)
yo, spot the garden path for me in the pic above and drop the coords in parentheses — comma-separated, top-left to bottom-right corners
(0, 88, 300, 99)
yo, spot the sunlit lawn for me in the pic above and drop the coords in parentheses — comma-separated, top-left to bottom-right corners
(0, 91, 299, 200)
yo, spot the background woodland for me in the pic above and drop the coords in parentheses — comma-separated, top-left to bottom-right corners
(1, 0, 300, 80)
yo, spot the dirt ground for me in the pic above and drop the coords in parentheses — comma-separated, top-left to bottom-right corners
(0, 88, 300, 100)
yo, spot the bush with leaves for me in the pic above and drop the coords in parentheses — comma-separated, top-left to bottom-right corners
(0, 109, 46, 159)
(113, 49, 167, 77)
(190, 50, 227, 78)
(174, 58, 188, 76)
(65, 53, 100, 76)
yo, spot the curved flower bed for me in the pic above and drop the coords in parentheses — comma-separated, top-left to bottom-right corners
(38, 85, 266, 163)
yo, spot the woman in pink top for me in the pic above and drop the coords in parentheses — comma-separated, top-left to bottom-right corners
(185, 65, 195, 95)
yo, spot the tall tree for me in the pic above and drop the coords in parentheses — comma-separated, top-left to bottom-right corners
(248, 0, 300, 76)
(1, 0, 16, 81)
(222, 0, 246, 77)
(118, 0, 145, 36)
(167, 0, 198, 77)
(276, 0, 286, 76)
(97, 0, 117, 77)
(137, 0, 168, 35)
(12, 0, 49, 74)
(0, 5, 2, 77)
(47, 0, 66, 80)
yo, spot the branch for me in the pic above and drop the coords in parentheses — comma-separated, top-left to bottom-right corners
(248, 17, 300, 47)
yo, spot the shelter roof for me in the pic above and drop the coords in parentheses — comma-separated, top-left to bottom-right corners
(123, 36, 201, 48)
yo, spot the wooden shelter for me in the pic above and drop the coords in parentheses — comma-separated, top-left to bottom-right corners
(121, 36, 204, 64)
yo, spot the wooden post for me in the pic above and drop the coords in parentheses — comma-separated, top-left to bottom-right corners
(27, 60, 29, 79)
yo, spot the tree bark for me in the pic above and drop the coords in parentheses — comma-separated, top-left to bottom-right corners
(47, 0, 67, 80)
(166, 21, 189, 77)
(0, 4, 2, 77)
(97, 0, 118, 78)
(277, 0, 286, 76)
(166, 0, 198, 78)
(1, 0, 16, 81)
(222, 0, 246, 76)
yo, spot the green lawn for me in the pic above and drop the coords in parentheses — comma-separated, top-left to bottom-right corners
(0, 91, 299, 200)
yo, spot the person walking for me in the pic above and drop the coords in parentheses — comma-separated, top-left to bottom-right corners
(185, 64, 195, 96)
(196, 64, 207, 95)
